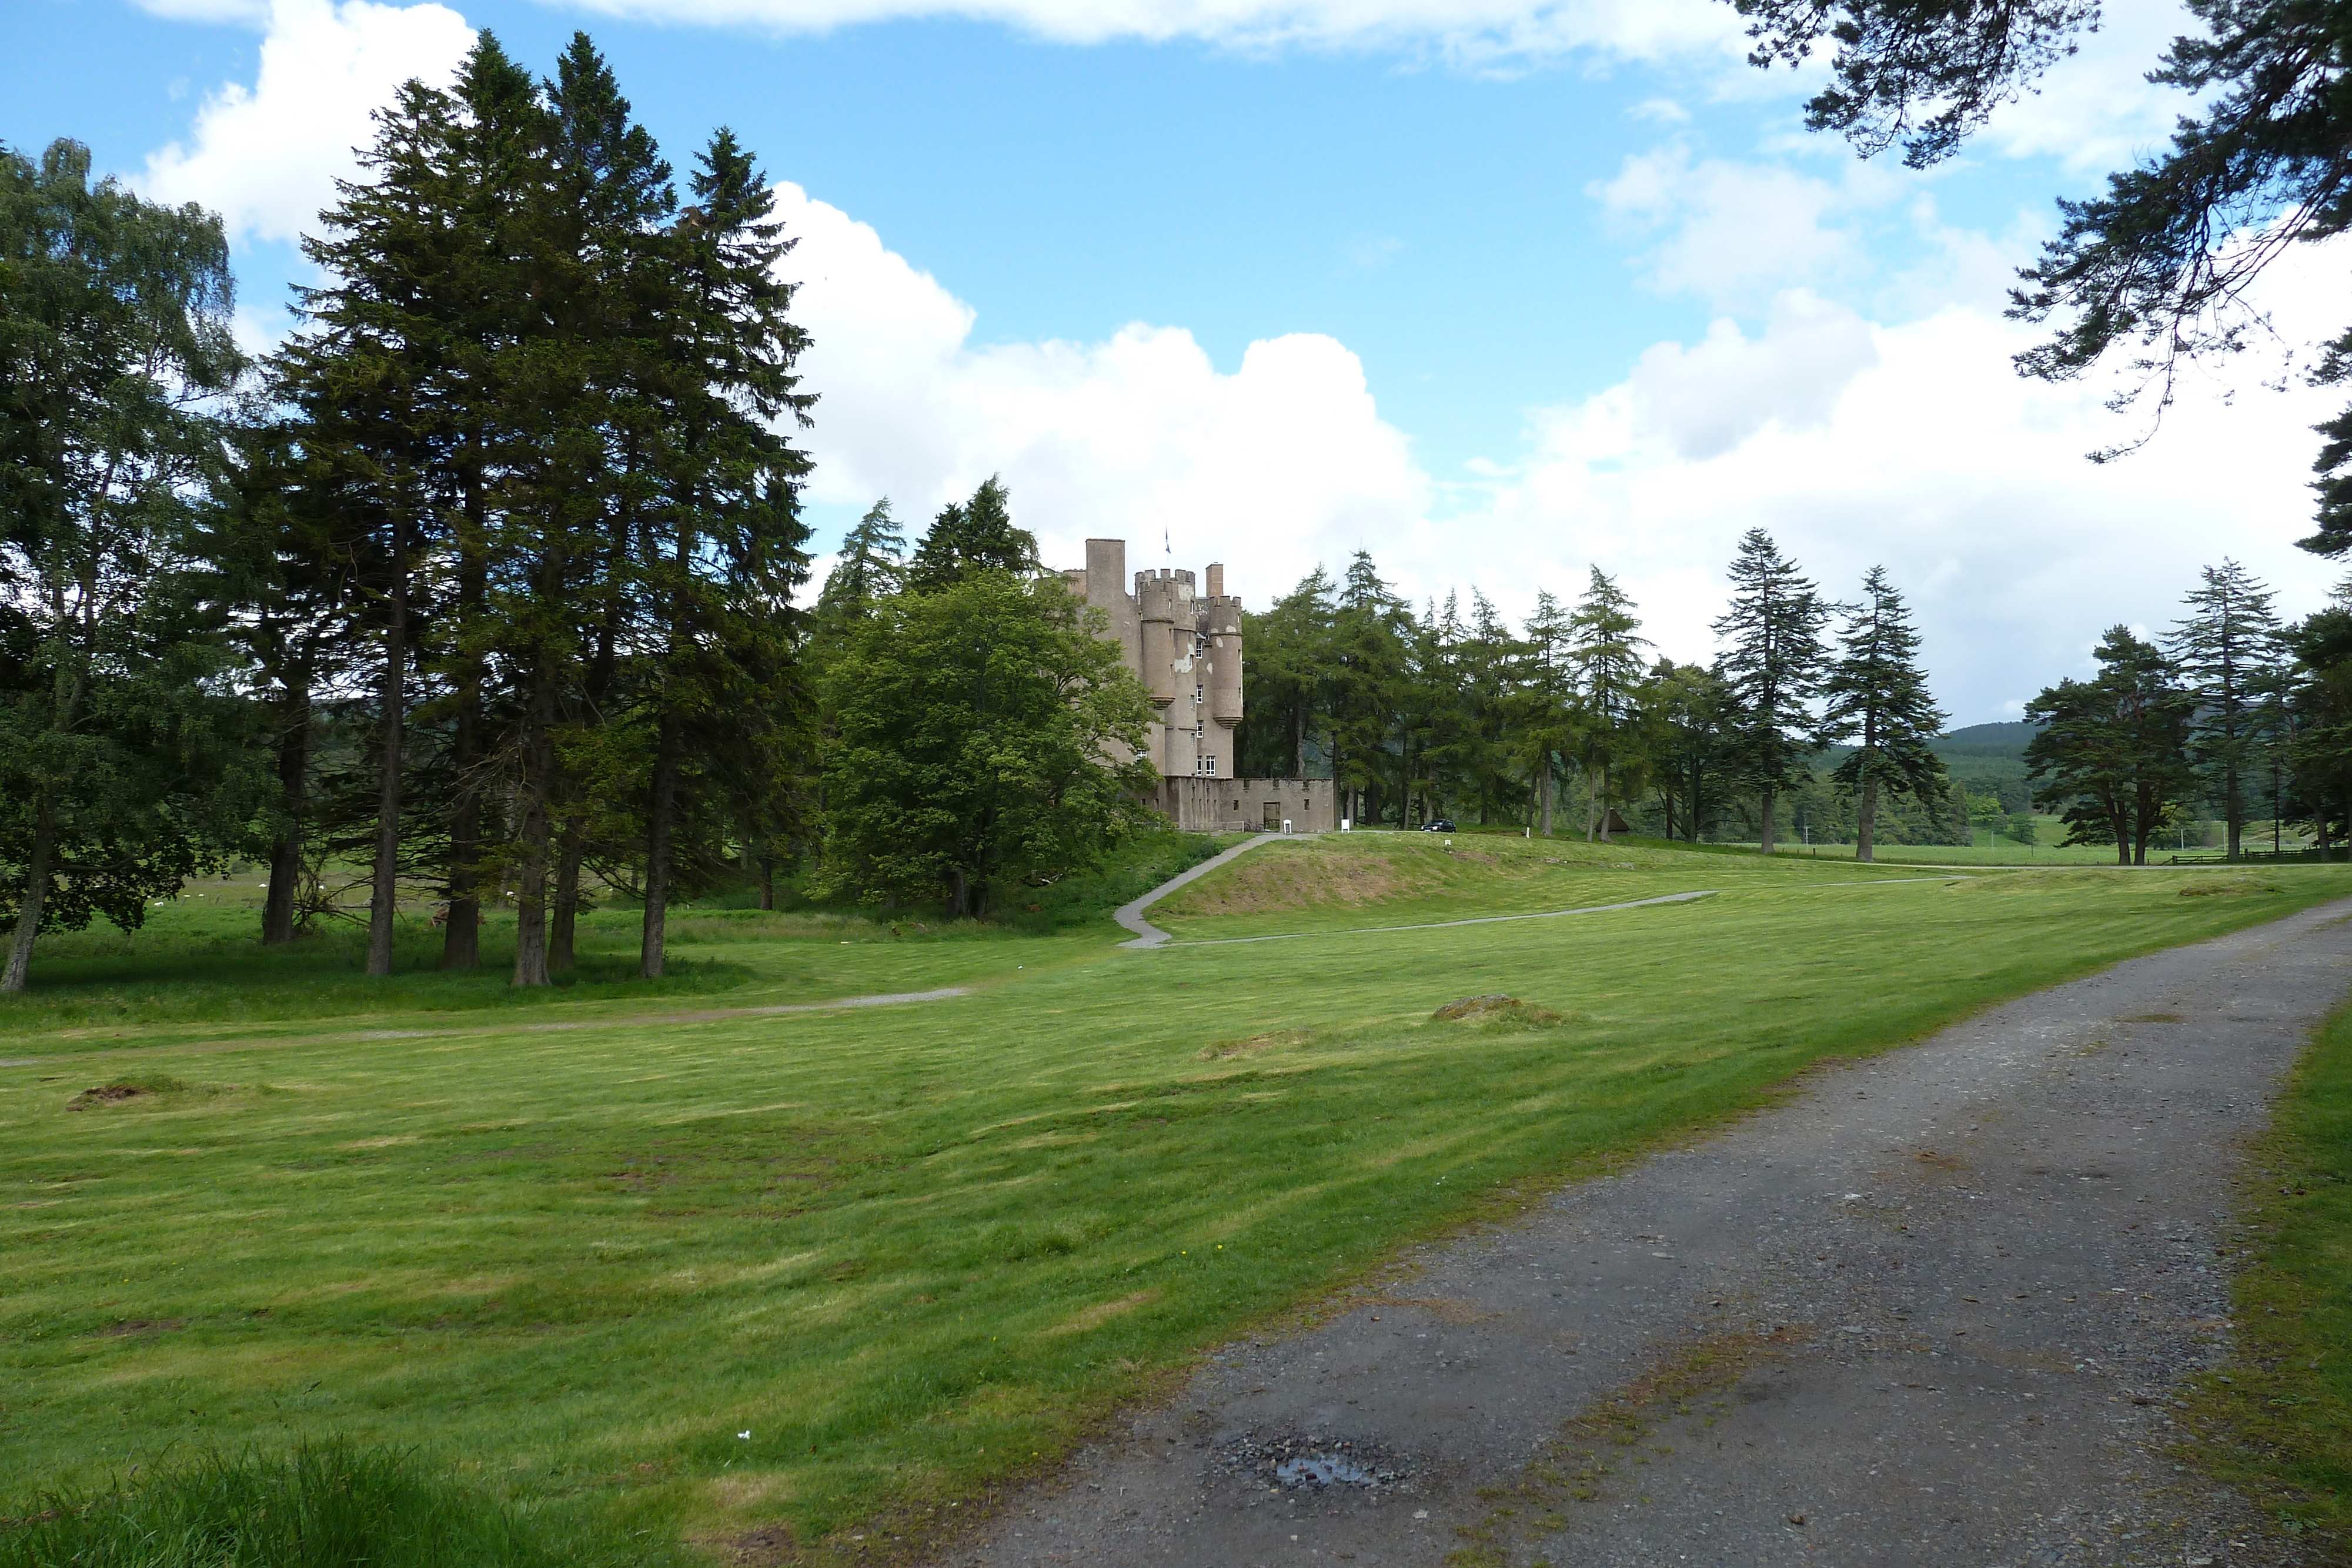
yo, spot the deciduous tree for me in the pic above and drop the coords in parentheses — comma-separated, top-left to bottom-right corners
(818, 574, 1157, 916)
(2023, 626, 2194, 864)
(0, 139, 264, 991)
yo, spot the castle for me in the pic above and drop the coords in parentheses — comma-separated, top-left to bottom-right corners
(1064, 539, 1337, 833)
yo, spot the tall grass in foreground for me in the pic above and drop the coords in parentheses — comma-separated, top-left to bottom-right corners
(0, 1440, 666, 1568)
(2190, 1004, 2352, 1549)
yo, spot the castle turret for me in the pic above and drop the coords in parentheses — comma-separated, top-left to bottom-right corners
(1081, 539, 1139, 678)
(1204, 563, 1242, 730)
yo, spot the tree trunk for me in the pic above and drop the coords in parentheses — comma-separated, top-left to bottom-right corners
(2224, 765, 2242, 860)
(758, 852, 775, 912)
(948, 866, 968, 919)
(263, 677, 310, 944)
(510, 679, 554, 989)
(366, 534, 408, 978)
(551, 819, 583, 972)
(1539, 758, 1554, 837)
(1759, 784, 1778, 854)
(441, 476, 487, 969)
(2, 795, 58, 993)
(1854, 773, 1878, 863)
(640, 711, 680, 979)
(439, 680, 483, 969)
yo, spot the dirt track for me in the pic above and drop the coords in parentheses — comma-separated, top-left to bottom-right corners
(933, 897, 2352, 1568)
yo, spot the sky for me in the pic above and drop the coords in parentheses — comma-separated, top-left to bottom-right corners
(6, 0, 2344, 722)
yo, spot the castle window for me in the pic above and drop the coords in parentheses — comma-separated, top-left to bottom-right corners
(1195, 684, 1204, 704)
(1195, 755, 1218, 777)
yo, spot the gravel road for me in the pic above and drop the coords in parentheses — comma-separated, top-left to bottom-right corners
(932, 897, 2352, 1568)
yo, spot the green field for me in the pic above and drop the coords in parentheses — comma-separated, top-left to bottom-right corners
(2190, 999, 2352, 1543)
(4, 835, 2348, 1562)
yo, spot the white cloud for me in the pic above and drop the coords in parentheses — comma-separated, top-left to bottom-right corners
(1978, 0, 2201, 173)
(1594, 142, 1910, 309)
(141, 0, 474, 246)
(1405, 246, 2350, 723)
(1623, 289, 1878, 459)
(777, 183, 1430, 579)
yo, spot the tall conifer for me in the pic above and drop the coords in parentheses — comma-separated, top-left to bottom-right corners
(1712, 529, 1830, 854)
(2169, 560, 2284, 861)
(1819, 566, 1946, 862)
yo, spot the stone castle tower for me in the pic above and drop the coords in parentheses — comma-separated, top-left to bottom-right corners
(1063, 538, 1335, 833)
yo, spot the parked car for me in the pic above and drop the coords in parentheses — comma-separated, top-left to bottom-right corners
(1421, 818, 1456, 833)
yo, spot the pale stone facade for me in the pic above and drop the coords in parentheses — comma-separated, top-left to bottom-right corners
(1063, 538, 1337, 833)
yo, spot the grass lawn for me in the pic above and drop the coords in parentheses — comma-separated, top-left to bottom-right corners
(2187, 999, 2352, 1551)
(4, 837, 2348, 1563)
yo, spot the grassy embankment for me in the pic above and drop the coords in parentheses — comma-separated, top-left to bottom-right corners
(3, 831, 2347, 1563)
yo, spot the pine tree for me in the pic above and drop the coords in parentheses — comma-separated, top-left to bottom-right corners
(1459, 592, 1530, 826)
(1235, 567, 1337, 781)
(1512, 589, 1575, 835)
(1712, 529, 1831, 854)
(1819, 566, 1946, 862)
(631, 125, 814, 981)
(816, 499, 906, 630)
(2169, 560, 2284, 860)
(1651, 659, 1733, 842)
(2283, 582, 2352, 855)
(1328, 552, 1411, 825)
(213, 422, 358, 945)
(904, 476, 1038, 592)
(1566, 569, 1650, 842)
(275, 61, 476, 977)
(2024, 627, 2195, 864)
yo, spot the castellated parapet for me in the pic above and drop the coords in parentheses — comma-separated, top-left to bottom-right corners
(1062, 539, 1335, 834)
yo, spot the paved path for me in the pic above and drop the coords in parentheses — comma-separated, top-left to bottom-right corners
(936, 897, 2352, 1568)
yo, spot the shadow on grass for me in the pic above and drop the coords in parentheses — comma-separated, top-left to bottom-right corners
(3, 918, 756, 1031)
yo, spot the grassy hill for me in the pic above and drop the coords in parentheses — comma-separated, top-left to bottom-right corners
(1933, 720, 2037, 813)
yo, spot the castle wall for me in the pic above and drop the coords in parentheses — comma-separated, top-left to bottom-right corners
(1161, 777, 1339, 834)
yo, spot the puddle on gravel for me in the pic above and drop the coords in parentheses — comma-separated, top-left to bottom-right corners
(1219, 1432, 1409, 1493)
(1277, 1453, 1379, 1486)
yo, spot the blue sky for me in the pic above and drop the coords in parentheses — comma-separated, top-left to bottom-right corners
(6, 0, 2341, 720)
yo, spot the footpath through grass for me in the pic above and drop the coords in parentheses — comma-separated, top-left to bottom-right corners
(2, 837, 2347, 1563)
